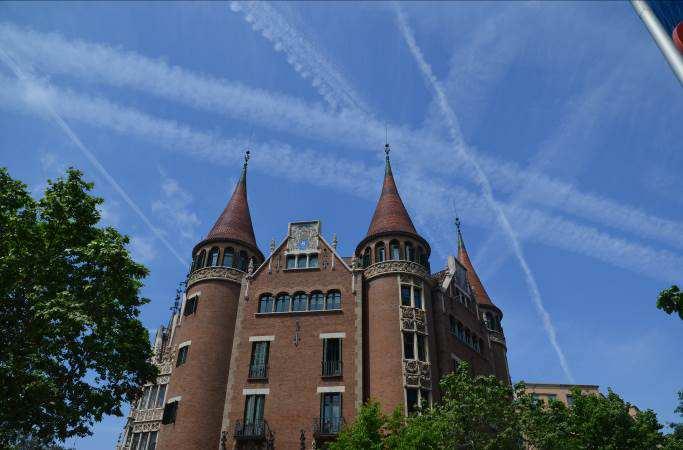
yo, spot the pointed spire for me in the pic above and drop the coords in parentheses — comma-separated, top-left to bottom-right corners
(206, 151, 258, 249)
(366, 141, 418, 237)
(456, 218, 494, 307)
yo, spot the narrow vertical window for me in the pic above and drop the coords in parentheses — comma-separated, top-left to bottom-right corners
(195, 250, 206, 269)
(322, 338, 342, 377)
(286, 255, 296, 269)
(147, 431, 158, 450)
(363, 247, 371, 267)
(145, 385, 159, 409)
(390, 240, 401, 260)
(176, 345, 189, 366)
(161, 400, 179, 424)
(417, 247, 425, 266)
(249, 341, 269, 380)
(140, 386, 152, 410)
(405, 242, 415, 261)
(406, 388, 419, 414)
(375, 242, 385, 262)
(320, 393, 342, 434)
(449, 315, 456, 334)
(413, 286, 422, 309)
(208, 247, 220, 266)
(403, 332, 415, 360)
(416, 334, 426, 362)
(296, 255, 307, 269)
(131, 433, 141, 450)
(258, 295, 274, 313)
(238, 251, 248, 271)
(183, 296, 198, 316)
(308, 254, 319, 268)
(243, 395, 265, 436)
(155, 384, 167, 408)
(401, 285, 411, 307)
(222, 247, 234, 267)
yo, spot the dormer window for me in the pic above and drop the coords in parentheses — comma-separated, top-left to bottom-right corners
(285, 253, 319, 269)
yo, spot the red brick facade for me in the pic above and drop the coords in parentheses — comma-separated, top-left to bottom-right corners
(117, 153, 510, 450)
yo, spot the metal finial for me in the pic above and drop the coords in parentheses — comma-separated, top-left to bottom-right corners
(244, 150, 251, 168)
(455, 216, 461, 233)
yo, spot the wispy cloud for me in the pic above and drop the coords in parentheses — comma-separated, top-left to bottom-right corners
(128, 234, 157, 265)
(152, 168, 201, 242)
(2, 22, 682, 255)
(1, 73, 681, 286)
(230, 1, 371, 114)
(0, 48, 187, 268)
(395, 6, 574, 382)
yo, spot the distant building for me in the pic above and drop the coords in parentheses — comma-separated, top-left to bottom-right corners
(116, 145, 511, 450)
(523, 383, 600, 407)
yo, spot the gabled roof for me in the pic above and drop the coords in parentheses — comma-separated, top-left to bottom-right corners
(366, 145, 418, 238)
(457, 224, 495, 308)
(205, 155, 258, 250)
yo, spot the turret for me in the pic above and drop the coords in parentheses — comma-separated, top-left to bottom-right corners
(356, 143, 436, 414)
(156, 152, 263, 450)
(456, 219, 510, 385)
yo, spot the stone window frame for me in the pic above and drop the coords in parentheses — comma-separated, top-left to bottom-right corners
(256, 290, 343, 315)
(399, 276, 424, 310)
(176, 341, 191, 367)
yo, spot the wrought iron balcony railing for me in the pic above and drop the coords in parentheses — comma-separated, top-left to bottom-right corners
(248, 363, 268, 380)
(321, 360, 342, 378)
(234, 420, 269, 441)
(313, 417, 345, 438)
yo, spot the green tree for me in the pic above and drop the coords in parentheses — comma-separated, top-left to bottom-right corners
(657, 285, 683, 319)
(0, 168, 157, 448)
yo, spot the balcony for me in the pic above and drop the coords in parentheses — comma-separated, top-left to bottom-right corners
(248, 363, 268, 380)
(321, 360, 343, 378)
(313, 417, 345, 439)
(233, 420, 270, 441)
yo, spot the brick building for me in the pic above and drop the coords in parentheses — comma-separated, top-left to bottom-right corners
(117, 145, 511, 450)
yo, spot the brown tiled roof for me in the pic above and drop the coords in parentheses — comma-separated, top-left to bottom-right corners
(206, 163, 257, 249)
(457, 231, 494, 307)
(366, 154, 417, 237)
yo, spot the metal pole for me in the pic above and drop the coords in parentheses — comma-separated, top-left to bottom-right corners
(631, 0, 683, 86)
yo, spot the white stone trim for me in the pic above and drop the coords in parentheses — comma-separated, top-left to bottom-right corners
(249, 335, 275, 342)
(167, 396, 181, 403)
(178, 340, 191, 348)
(319, 332, 346, 339)
(317, 386, 345, 393)
(243, 388, 270, 395)
(187, 291, 201, 299)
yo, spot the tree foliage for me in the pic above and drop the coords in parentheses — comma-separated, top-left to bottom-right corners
(0, 167, 157, 448)
(657, 285, 683, 320)
(332, 362, 682, 449)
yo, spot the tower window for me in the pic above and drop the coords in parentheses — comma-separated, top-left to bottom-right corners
(363, 247, 371, 267)
(416, 334, 426, 362)
(238, 251, 248, 271)
(400, 278, 424, 309)
(183, 296, 198, 316)
(208, 247, 220, 266)
(390, 240, 401, 260)
(222, 247, 235, 267)
(326, 290, 341, 310)
(194, 250, 206, 270)
(417, 247, 425, 266)
(258, 294, 274, 313)
(413, 286, 422, 309)
(292, 292, 308, 312)
(401, 286, 411, 306)
(405, 242, 415, 262)
(403, 332, 415, 360)
(309, 292, 325, 311)
(275, 294, 290, 313)
(162, 400, 179, 424)
(375, 242, 385, 263)
(176, 345, 189, 367)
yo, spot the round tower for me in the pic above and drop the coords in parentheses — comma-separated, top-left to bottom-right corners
(456, 221, 510, 385)
(356, 144, 435, 415)
(157, 153, 264, 450)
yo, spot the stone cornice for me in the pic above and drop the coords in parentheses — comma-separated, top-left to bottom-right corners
(187, 266, 245, 288)
(363, 260, 429, 281)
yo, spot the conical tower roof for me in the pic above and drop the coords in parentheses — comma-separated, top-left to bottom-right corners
(205, 152, 258, 250)
(366, 144, 418, 237)
(456, 219, 495, 308)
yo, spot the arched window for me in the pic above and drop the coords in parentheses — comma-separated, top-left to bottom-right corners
(222, 247, 235, 267)
(390, 240, 401, 260)
(375, 242, 386, 263)
(405, 242, 415, 262)
(417, 247, 426, 266)
(258, 294, 274, 313)
(238, 250, 248, 271)
(292, 292, 308, 312)
(326, 290, 341, 310)
(208, 247, 220, 266)
(309, 291, 325, 311)
(274, 293, 290, 313)
(195, 250, 206, 270)
(362, 247, 371, 267)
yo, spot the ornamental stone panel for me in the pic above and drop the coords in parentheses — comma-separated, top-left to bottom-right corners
(403, 359, 431, 389)
(364, 260, 429, 280)
(400, 306, 427, 334)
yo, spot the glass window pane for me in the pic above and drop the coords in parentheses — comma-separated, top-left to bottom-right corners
(390, 243, 400, 260)
(147, 431, 158, 450)
(292, 293, 307, 311)
(275, 295, 290, 312)
(403, 332, 415, 359)
(309, 293, 324, 311)
(405, 244, 415, 261)
(139, 433, 149, 450)
(401, 286, 411, 306)
(131, 433, 140, 450)
(222, 248, 234, 267)
(141, 387, 151, 410)
(146, 385, 159, 409)
(238, 251, 248, 271)
(308, 254, 319, 268)
(286, 255, 296, 269)
(406, 388, 418, 414)
(417, 335, 426, 362)
(413, 287, 422, 309)
(296, 255, 307, 268)
(156, 385, 166, 408)
(326, 291, 341, 310)
(258, 296, 273, 313)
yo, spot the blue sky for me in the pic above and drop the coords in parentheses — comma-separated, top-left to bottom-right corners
(1, 1, 682, 448)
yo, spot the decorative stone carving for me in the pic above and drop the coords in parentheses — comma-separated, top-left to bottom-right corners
(134, 407, 164, 423)
(156, 375, 170, 385)
(400, 307, 427, 335)
(403, 359, 431, 389)
(132, 421, 161, 433)
(287, 221, 320, 253)
(364, 260, 428, 281)
(187, 266, 245, 287)
(488, 330, 506, 346)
